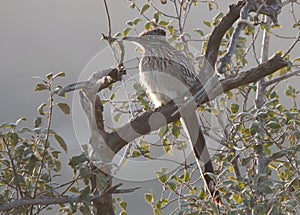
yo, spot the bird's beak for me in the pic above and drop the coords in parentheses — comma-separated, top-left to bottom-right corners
(122, 36, 139, 42)
(58, 81, 89, 96)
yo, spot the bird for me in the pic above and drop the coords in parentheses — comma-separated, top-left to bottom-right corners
(124, 28, 221, 203)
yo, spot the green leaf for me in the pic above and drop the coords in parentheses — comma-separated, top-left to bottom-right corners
(198, 188, 206, 199)
(159, 20, 169, 26)
(34, 83, 48, 91)
(12, 174, 25, 185)
(172, 122, 180, 138)
(53, 72, 65, 79)
(79, 206, 91, 214)
(154, 12, 160, 22)
(140, 4, 150, 15)
(38, 103, 47, 115)
(69, 153, 89, 167)
(208, 2, 213, 10)
(166, 182, 177, 191)
(267, 204, 279, 215)
(15, 117, 26, 126)
(123, 28, 131, 37)
(129, 2, 135, 9)
(131, 151, 141, 158)
(158, 125, 169, 138)
(232, 194, 243, 204)
(285, 85, 296, 97)
(114, 113, 122, 122)
(230, 103, 239, 114)
(113, 32, 122, 38)
(241, 155, 253, 166)
(126, 21, 133, 26)
(156, 171, 168, 183)
(249, 121, 260, 135)
(168, 25, 174, 35)
(183, 171, 190, 182)
(260, 23, 270, 32)
(193, 28, 204, 37)
(145, 21, 153, 30)
(69, 187, 78, 193)
(54, 134, 68, 153)
(46, 72, 53, 80)
(57, 103, 70, 115)
(119, 201, 127, 211)
(54, 160, 62, 172)
(133, 18, 142, 25)
(203, 21, 211, 28)
(34, 117, 42, 128)
(293, 58, 300, 63)
(144, 193, 154, 204)
(294, 131, 300, 140)
(271, 150, 286, 159)
(266, 121, 281, 129)
(162, 138, 172, 154)
(79, 186, 90, 200)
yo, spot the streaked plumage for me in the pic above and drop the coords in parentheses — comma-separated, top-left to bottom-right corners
(124, 29, 220, 203)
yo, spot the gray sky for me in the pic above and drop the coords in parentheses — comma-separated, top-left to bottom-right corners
(1, 0, 299, 214)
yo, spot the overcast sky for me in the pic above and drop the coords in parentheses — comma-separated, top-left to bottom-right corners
(0, 1, 299, 214)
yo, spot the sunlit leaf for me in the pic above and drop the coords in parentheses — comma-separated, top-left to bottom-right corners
(57, 103, 70, 115)
(141, 4, 150, 15)
(38, 103, 47, 115)
(193, 28, 204, 37)
(158, 125, 169, 138)
(46, 72, 53, 80)
(166, 182, 177, 191)
(203, 21, 211, 28)
(232, 194, 243, 204)
(159, 20, 169, 27)
(53, 72, 65, 79)
(144, 193, 154, 204)
(119, 201, 127, 211)
(34, 83, 48, 91)
(230, 103, 239, 114)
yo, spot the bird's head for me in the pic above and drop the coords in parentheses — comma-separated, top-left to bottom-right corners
(123, 28, 167, 50)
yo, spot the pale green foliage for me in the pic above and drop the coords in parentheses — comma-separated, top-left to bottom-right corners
(1, 0, 300, 214)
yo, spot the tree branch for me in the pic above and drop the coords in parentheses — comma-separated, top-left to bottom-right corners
(108, 54, 288, 154)
(264, 69, 300, 87)
(0, 183, 139, 212)
(205, 1, 245, 72)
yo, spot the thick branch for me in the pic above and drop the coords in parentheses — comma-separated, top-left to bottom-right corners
(205, 1, 245, 70)
(108, 54, 288, 153)
(0, 183, 139, 212)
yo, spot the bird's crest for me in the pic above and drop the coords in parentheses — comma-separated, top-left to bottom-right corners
(139, 28, 166, 37)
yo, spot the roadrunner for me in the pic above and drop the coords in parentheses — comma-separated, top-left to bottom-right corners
(124, 29, 220, 203)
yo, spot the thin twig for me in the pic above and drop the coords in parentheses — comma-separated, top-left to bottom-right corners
(103, 0, 112, 38)
(264, 69, 300, 87)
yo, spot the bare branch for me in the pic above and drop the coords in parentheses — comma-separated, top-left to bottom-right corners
(103, 0, 112, 39)
(264, 69, 300, 87)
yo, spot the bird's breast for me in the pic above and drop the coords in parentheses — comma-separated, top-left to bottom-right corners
(139, 56, 195, 107)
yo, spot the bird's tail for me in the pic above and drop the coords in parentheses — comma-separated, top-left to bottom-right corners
(181, 111, 221, 204)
